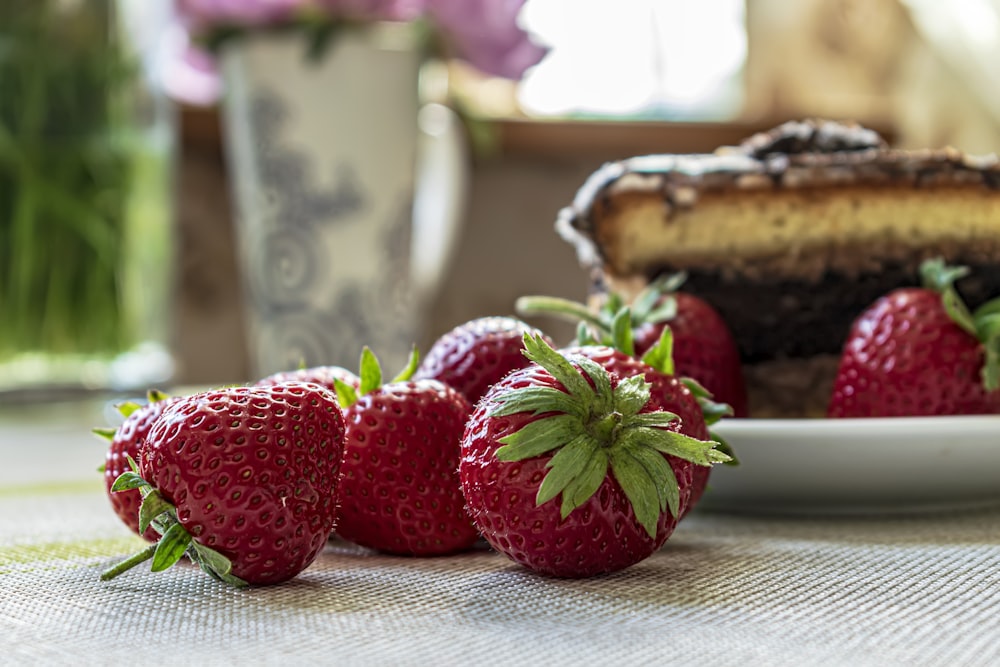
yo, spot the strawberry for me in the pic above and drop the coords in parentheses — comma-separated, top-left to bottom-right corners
(414, 316, 554, 405)
(101, 382, 346, 587)
(332, 347, 479, 555)
(828, 258, 1000, 418)
(517, 272, 748, 417)
(460, 333, 729, 578)
(94, 390, 181, 542)
(255, 365, 361, 393)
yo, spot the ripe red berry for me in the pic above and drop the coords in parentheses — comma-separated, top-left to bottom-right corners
(96, 391, 180, 541)
(415, 316, 553, 405)
(829, 259, 1000, 418)
(331, 347, 478, 555)
(102, 382, 346, 587)
(460, 334, 728, 578)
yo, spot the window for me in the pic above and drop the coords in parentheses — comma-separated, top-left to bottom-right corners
(517, 0, 747, 120)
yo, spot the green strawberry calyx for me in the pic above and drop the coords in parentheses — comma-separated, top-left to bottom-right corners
(100, 456, 247, 589)
(333, 346, 420, 408)
(921, 257, 1000, 392)
(515, 271, 688, 346)
(489, 333, 730, 539)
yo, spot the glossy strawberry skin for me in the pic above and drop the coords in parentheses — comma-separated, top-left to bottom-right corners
(255, 366, 361, 393)
(414, 316, 553, 405)
(461, 348, 708, 578)
(562, 346, 711, 516)
(335, 379, 479, 555)
(139, 383, 346, 585)
(633, 292, 748, 418)
(828, 288, 1000, 418)
(104, 397, 182, 541)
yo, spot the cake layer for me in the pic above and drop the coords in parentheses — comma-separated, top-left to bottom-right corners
(582, 185, 1000, 284)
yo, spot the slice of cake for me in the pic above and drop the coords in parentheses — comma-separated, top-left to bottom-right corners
(556, 119, 1000, 417)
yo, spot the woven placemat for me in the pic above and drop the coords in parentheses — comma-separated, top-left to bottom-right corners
(3, 485, 999, 666)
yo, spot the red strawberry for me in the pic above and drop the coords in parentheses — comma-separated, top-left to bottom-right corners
(333, 348, 478, 555)
(460, 334, 729, 578)
(255, 365, 361, 393)
(414, 316, 553, 405)
(101, 382, 345, 587)
(828, 258, 1000, 418)
(95, 390, 181, 541)
(518, 272, 748, 417)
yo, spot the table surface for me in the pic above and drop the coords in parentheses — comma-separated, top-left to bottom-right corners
(2, 397, 999, 666)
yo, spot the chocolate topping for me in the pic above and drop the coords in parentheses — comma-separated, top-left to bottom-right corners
(738, 119, 888, 158)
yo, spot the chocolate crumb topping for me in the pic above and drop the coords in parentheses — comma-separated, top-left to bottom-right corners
(739, 119, 888, 158)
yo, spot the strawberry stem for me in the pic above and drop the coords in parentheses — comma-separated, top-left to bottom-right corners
(101, 467, 247, 588)
(100, 544, 158, 581)
(515, 295, 609, 332)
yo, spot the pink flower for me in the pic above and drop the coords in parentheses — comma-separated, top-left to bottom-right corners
(425, 0, 547, 79)
(165, 0, 546, 105)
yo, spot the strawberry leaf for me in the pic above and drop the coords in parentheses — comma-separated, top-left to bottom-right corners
(575, 321, 601, 347)
(608, 447, 660, 538)
(630, 283, 664, 322)
(116, 401, 143, 419)
(643, 299, 679, 325)
(390, 346, 421, 384)
(572, 356, 613, 413)
(941, 287, 977, 337)
(358, 347, 382, 395)
(190, 542, 247, 588)
(490, 386, 584, 419)
(110, 471, 150, 493)
(974, 297, 1000, 320)
(147, 389, 170, 404)
(560, 449, 608, 518)
(713, 434, 739, 466)
(640, 327, 675, 376)
(333, 377, 359, 408)
(626, 412, 681, 429)
(521, 333, 594, 404)
(496, 414, 582, 461)
(138, 490, 174, 535)
(610, 307, 635, 357)
(626, 443, 680, 517)
(92, 427, 117, 442)
(623, 427, 731, 466)
(151, 523, 192, 572)
(612, 374, 651, 418)
(974, 308, 1000, 392)
(536, 434, 597, 507)
(982, 332, 1000, 392)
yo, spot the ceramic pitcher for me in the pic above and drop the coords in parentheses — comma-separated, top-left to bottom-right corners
(220, 22, 466, 379)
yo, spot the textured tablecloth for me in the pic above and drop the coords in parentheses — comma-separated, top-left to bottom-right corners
(2, 399, 999, 666)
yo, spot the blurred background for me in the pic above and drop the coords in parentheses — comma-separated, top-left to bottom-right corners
(1, 0, 999, 399)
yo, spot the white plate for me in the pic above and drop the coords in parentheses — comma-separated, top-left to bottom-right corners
(700, 416, 1000, 514)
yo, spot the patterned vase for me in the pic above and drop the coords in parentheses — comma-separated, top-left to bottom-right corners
(220, 22, 432, 378)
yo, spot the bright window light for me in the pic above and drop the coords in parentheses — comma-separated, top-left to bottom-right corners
(518, 0, 747, 120)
